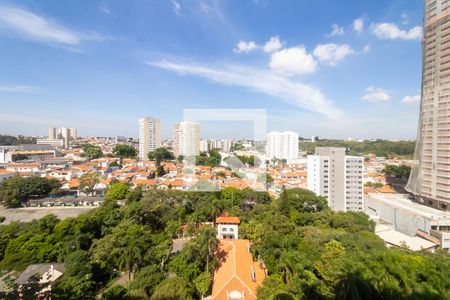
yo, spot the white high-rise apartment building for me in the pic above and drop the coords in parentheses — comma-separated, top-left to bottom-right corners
(307, 147, 363, 212)
(200, 140, 209, 153)
(221, 139, 234, 153)
(138, 117, 161, 160)
(69, 128, 78, 140)
(173, 121, 200, 157)
(59, 127, 71, 149)
(199, 139, 232, 153)
(407, 0, 450, 210)
(266, 131, 299, 163)
(48, 127, 57, 140)
(48, 127, 77, 148)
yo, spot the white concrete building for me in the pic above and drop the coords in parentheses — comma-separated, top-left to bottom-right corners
(307, 147, 363, 212)
(48, 127, 77, 147)
(69, 128, 78, 140)
(221, 139, 234, 153)
(37, 139, 64, 148)
(216, 216, 240, 240)
(6, 162, 42, 174)
(48, 127, 57, 140)
(366, 193, 450, 251)
(266, 131, 299, 163)
(173, 121, 200, 157)
(200, 139, 209, 153)
(138, 117, 161, 160)
(59, 127, 71, 149)
(199, 139, 234, 153)
(48, 168, 73, 181)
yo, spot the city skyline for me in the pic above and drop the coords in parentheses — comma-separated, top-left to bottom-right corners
(1, 0, 423, 139)
(2, 2, 450, 299)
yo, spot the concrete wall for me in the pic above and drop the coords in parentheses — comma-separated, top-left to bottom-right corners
(365, 195, 430, 236)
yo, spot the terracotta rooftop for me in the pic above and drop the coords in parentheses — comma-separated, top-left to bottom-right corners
(0, 169, 15, 175)
(212, 239, 265, 300)
(7, 163, 41, 168)
(133, 179, 157, 186)
(215, 216, 240, 224)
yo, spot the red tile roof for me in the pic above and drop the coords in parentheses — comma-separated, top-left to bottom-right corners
(212, 239, 265, 300)
(215, 216, 240, 224)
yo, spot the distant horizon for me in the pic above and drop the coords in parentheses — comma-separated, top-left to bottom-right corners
(0, 131, 416, 142)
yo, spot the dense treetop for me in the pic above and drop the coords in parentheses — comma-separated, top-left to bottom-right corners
(384, 164, 412, 177)
(112, 145, 137, 158)
(0, 177, 61, 207)
(300, 139, 416, 158)
(0, 135, 37, 146)
(81, 145, 103, 160)
(0, 187, 448, 299)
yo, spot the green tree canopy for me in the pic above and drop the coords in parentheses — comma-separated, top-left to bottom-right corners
(113, 144, 137, 158)
(150, 277, 193, 300)
(105, 182, 130, 201)
(0, 177, 61, 207)
(79, 173, 100, 196)
(383, 164, 411, 177)
(82, 145, 103, 160)
(148, 147, 175, 162)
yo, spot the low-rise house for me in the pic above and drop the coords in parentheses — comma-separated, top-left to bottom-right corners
(216, 216, 240, 240)
(6, 163, 42, 174)
(47, 168, 73, 181)
(375, 224, 438, 252)
(159, 179, 185, 190)
(15, 263, 65, 296)
(26, 196, 103, 207)
(133, 179, 157, 188)
(211, 216, 265, 300)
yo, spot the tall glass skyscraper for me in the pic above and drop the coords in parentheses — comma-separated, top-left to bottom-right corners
(407, 0, 450, 210)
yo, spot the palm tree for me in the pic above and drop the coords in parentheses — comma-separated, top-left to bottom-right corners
(117, 242, 144, 283)
(277, 250, 302, 285)
(208, 198, 221, 225)
(198, 227, 218, 272)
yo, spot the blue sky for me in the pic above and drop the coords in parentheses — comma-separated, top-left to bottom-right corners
(0, 0, 423, 139)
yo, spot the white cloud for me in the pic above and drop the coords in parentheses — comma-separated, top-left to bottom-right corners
(363, 44, 370, 53)
(326, 24, 345, 37)
(371, 23, 422, 40)
(0, 84, 38, 93)
(263, 36, 282, 52)
(234, 40, 258, 53)
(313, 43, 354, 66)
(146, 60, 342, 118)
(0, 3, 107, 47)
(401, 13, 409, 25)
(361, 86, 391, 102)
(401, 95, 420, 104)
(171, 0, 181, 15)
(199, 2, 211, 13)
(269, 46, 317, 75)
(99, 3, 111, 15)
(353, 17, 364, 34)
